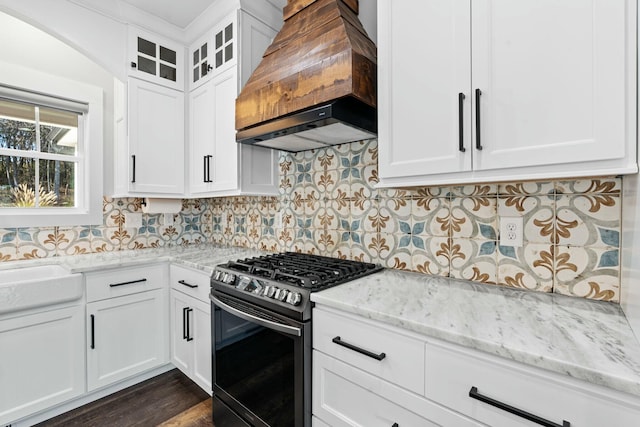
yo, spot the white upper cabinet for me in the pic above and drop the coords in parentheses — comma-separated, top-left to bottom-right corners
(128, 77, 185, 195)
(187, 9, 280, 197)
(128, 26, 184, 91)
(378, 0, 638, 187)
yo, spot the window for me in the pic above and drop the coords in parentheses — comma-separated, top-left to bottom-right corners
(0, 97, 83, 209)
(0, 61, 103, 227)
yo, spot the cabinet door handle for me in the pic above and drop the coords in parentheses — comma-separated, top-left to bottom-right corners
(90, 314, 95, 349)
(458, 93, 466, 152)
(178, 279, 198, 289)
(475, 88, 483, 150)
(332, 336, 386, 361)
(205, 155, 213, 183)
(131, 155, 136, 183)
(182, 307, 188, 340)
(392, 424, 399, 427)
(469, 387, 570, 427)
(109, 278, 147, 287)
(186, 308, 194, 342)
(203, 156, 207, 183)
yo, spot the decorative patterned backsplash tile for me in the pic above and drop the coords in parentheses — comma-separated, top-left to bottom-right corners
(0, 139, 623, 303)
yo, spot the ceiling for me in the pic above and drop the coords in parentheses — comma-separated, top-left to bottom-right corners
(120, 0, 286, 28)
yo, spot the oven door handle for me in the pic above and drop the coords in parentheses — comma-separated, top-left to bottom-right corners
(210, 294, 302, 337)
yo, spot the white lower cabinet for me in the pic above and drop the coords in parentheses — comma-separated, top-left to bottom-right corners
(169, 265, 212, 393)
(313, 305, 640, 427)
(425, 339, 640, 427)
(0, 304, 85, 425)
(85, 265, 169, 391)
(170, 290, 212, 393)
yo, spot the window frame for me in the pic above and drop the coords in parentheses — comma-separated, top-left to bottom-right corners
(0, 60, 103, 227)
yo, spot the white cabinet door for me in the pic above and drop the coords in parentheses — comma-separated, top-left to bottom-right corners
(189, 33, 214, 91)
(169, 289, 212, 394)
(128, 26, 184, 91)
(0, 305, 85, 425)
(128, 77, 185, 195)
(170, 290, 192, 376)
(87, 289, 168, 391)
(191, 299, 212, 393)
(378, 0, 471, 179)
(189, 80, 217, 195)
(472, 0, 631, 172)
(188, 69, 238, 195)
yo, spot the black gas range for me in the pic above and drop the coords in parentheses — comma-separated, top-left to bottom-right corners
(210, 252, 383, 427)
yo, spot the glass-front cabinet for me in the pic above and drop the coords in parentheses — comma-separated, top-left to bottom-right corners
(189, 16, 237, 91)
(128, 26, 184, 91)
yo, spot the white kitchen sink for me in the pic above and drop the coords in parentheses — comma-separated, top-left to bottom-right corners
(0, 264, 83, 315)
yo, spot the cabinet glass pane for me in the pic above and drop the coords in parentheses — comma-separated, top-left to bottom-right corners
(194, 67, 200, 82)
(216, 31, 223, 49)
(193, 49, 200, 66)
(38, 159, 76, 207)
(216, 51, 223, 67)
(225, 24, 233, 42)
(159, 64, 177, 82)
(138, 37, 156, 57)
(225, 44, 233, 62)
(137, 56, 156, 76)
(201, 43, 208, 59)
(0, 98, 36, 151)
(160, 46, 176, 65)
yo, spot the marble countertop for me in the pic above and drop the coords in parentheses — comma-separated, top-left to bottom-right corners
(0, 244, 267, 276)
(4, 246, 640, 398)
(311, 268, 640, 398)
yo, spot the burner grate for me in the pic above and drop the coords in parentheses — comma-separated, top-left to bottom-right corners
(223, 252, 382, 291)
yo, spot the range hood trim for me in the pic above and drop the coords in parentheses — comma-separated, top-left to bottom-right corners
(236, 97, 376, 153)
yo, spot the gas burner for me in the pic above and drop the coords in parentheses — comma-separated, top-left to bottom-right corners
(211, 252, 383, 321)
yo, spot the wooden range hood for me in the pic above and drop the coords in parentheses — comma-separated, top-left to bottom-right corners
(235, 0, 377, 152)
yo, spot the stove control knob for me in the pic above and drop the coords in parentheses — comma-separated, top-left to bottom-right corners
(286, 292, 302, 306)
(223, 273, 235, 285)
(276, 289, 289, 301)
(264, 285, 277, 299)
(213, 270, 222, 281)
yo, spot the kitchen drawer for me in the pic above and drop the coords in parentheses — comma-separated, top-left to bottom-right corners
(425, 340, 640, 427)
(85, 264, 167, 302)
(313, 306, 425, 394)
(313, 350, 480, 427)
(169, 264, 211, 302)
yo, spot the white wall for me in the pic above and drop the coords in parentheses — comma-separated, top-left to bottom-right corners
(0, 10, 117, 196)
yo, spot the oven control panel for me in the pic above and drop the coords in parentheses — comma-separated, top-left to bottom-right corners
(212, 269, 304, 307)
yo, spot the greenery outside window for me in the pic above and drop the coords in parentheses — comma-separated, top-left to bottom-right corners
(0, 97, 83, 209)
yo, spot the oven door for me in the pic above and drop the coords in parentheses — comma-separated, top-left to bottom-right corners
(210, 291, 310, 427)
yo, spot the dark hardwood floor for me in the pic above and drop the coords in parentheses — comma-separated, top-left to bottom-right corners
(36, 369, 213, 427)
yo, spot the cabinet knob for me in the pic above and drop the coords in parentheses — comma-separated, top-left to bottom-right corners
(131, 61, 137, 69)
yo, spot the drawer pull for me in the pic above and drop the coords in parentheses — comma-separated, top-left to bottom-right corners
(332, 336, 386, 361)
(392, 424, 399, 427)
(109, 278, 147, 287)
(178, 279, 198, 289)
(469, 386, 570, 427)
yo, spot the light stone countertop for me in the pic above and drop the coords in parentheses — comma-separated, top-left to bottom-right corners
(0, 244, 267, 277)
(4, 246, 640, 398)
(311, 268, 640, 398)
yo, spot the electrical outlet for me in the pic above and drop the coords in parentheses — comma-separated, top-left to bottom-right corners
(163, 213, 174, 226)
(499, 216, 523, 247)
(124, 212, 142, 228)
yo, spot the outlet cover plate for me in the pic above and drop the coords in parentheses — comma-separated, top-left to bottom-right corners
(499, 216, 523, 247)
(125, 212, 142, 228)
